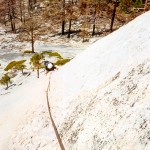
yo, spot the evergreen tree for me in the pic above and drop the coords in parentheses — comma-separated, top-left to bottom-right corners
(4, 60, 26, 74)
(4, 61, 17, 71)
(30, 53, 44, 78)
(14, 60, 26, 74)
(0, 73, 11, 89)
(19, 13, 42, 53)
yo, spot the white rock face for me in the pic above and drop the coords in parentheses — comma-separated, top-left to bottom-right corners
(49, 11, 150, 149)
(10, 12, 150, 149)
(51, 11, 150, 102)
(56, 60, 150, 149)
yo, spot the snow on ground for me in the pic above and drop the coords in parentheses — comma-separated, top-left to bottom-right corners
(0, 72, 50, 149)
(0, 25, 88, 149)
(0, 28, 86, 76)
(34, 41, 85, 58)
(9, 11, 150, 149)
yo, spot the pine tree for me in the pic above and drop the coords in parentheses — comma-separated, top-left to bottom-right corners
(19, 13, 42, 53)
(4, 61, 17, 71)
(0, 73, 11, 89)
(30, 53, 44, 78)
(4, 60, 26, 74)
(15, 60, 26, 74)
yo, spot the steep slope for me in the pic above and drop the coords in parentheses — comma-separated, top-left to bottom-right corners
(51, 11, 150, 98)
(57, 60, 150, 149)
(9, 12, 150, 149)
(50, 11, 150, 121)
(49, 11, 150, 149)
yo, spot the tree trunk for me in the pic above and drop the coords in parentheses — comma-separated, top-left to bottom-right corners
(20, 1, 23, 22)
(4, 16, 7, 26)
(10, 16, 15, 33)
(8, 0, 16, 33)
(6, 82, 8, 89)
(12, 20, 16, 33)
(20, 0, 26, 24)
(10, 15, 14, 31)
(31, 29, 35, 53)
(11, 0, 16, 33)
(92, 3, 96, 36)
(21, 69, 24, 75)
(110, 0, 117, 32)
(67, 19, 72, 38)
(23, 10, 26, 24)
(8, 1, 13, 31)
(92, 24, 96, 36)
(62, 0, 65, 35)
(37, 68, 39, 78)
(28, 0, 32, 11)
(82, 35, 85, 43)
(62, 21, 65, 35)
(20, 11, 23, 22)
(31, 40, 34, 53)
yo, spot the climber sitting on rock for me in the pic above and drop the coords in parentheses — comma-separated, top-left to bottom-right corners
(43, 61, 57, 74)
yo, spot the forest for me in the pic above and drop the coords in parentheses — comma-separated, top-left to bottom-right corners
(0, 0, 148, 42)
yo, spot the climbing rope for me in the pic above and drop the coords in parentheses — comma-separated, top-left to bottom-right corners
(46, 74, 65, 150)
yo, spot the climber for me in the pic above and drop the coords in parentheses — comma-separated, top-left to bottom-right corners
(43, 61, 56, 74)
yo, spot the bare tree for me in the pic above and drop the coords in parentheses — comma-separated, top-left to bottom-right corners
(0, 0, 7, 25)
(66, 0, 78, 38)
(19, 11, 42, 53)
(6, 0, 17, 33)
(18, 0, 26, 23)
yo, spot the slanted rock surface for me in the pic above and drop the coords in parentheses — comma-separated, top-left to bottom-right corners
(10, 11, 150, 149)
